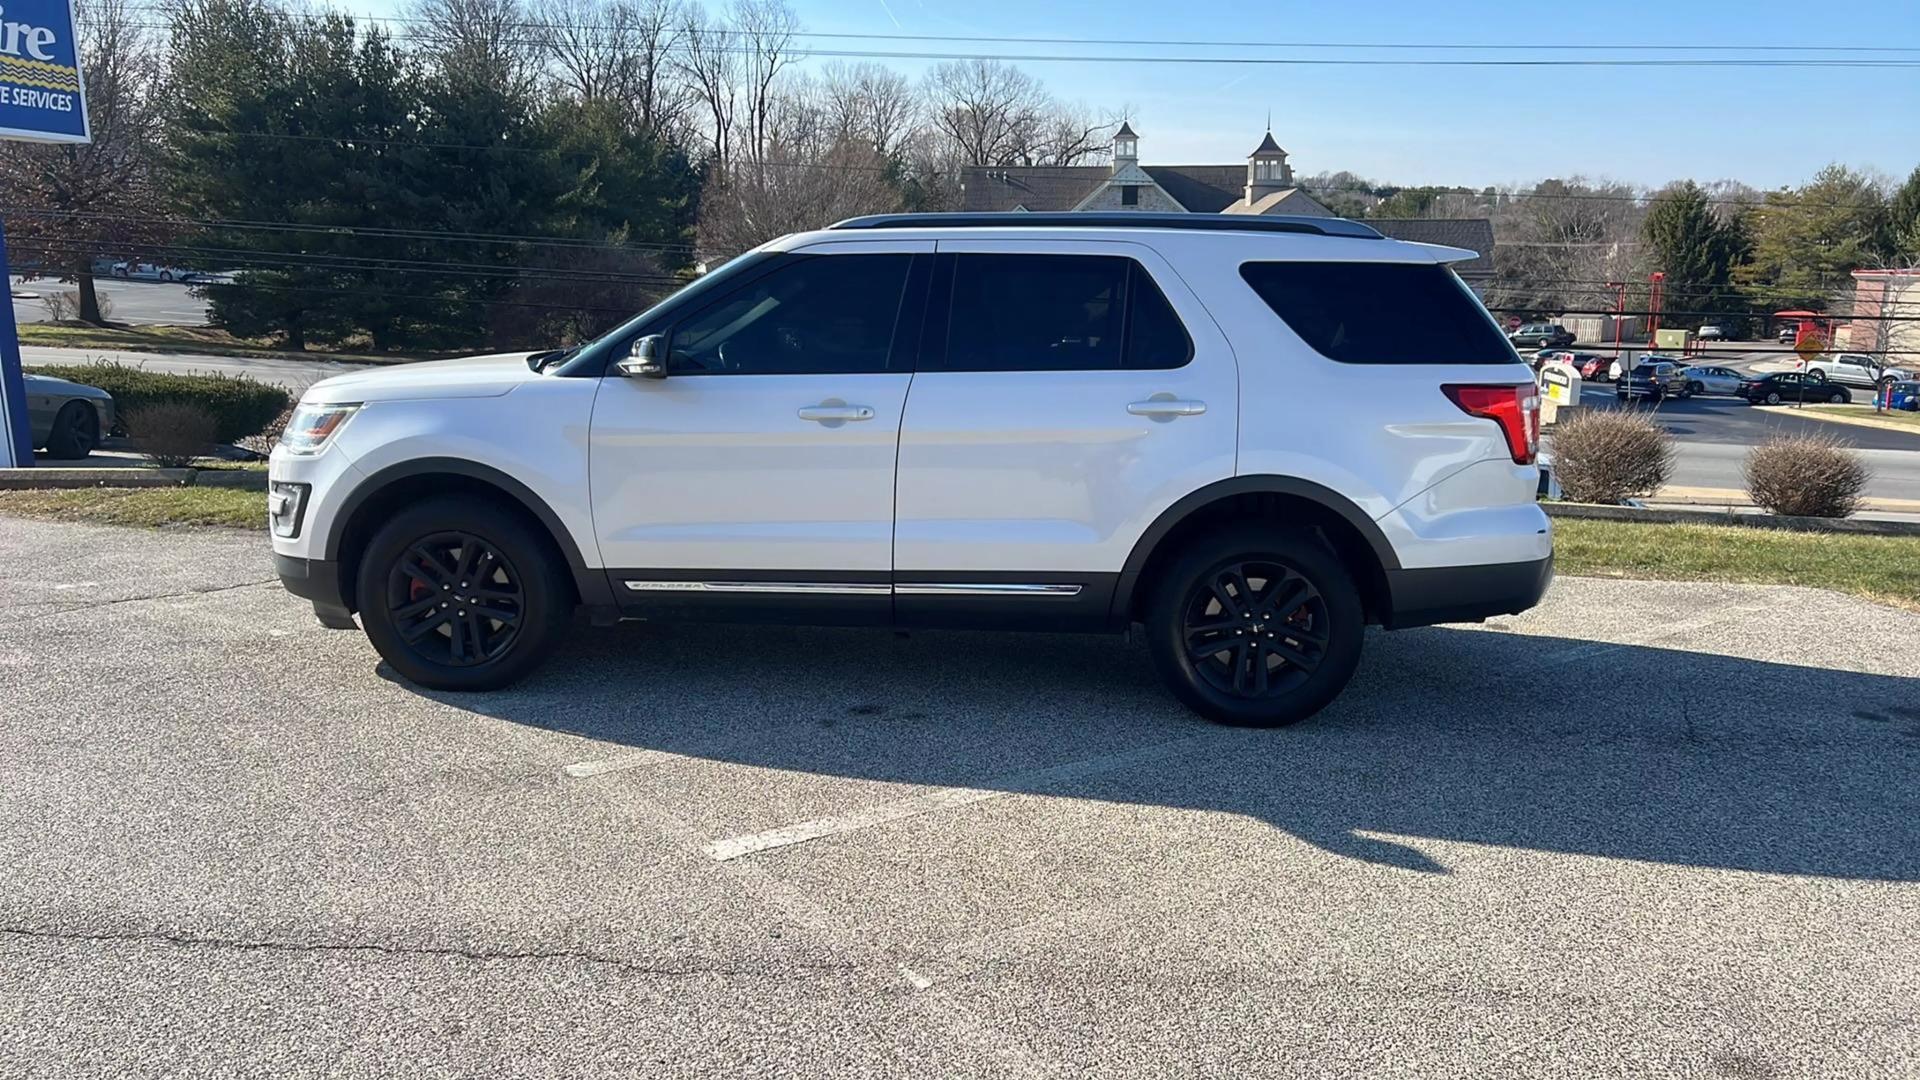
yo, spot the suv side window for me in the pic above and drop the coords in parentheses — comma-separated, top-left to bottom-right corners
(938, 253, 1192, 372)
(669, 254, 913, 375)
(1240, 261, 1513, 365)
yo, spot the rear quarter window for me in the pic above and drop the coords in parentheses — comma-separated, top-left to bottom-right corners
(1239, 261, 1515, 365)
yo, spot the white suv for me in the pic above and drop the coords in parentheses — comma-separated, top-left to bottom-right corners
(270, 213, 1551, 726)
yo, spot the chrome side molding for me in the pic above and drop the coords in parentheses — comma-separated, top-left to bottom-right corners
(623, 580, 1082, 597)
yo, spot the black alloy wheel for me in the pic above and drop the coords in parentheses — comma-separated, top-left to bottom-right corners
(355, 495, 574, 691)
(385, 531, 525, 667)
(1181, 560, 1329, 700)
(44, 401, 98, 459)
(1145, 527, 1365, 727)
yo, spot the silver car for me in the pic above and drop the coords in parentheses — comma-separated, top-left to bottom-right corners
(1682, 365, 1744, 397)
(24, 374, 115, 459)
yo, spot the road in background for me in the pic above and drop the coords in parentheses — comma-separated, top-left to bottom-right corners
(20, 346, 364, 392)
(10, 277, 210, 327)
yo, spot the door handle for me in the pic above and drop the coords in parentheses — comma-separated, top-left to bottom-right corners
(1127, 397, 1207, 419)
(797, 404, 875, 424)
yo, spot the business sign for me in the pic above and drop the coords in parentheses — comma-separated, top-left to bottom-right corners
(0, 0, 89, 143)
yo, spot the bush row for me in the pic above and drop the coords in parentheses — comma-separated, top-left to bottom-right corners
(28, 362, 291, 443)
(1552, 409, 1870, 518)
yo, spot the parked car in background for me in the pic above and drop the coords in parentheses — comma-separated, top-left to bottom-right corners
(1739, 372, 1852, 406)
(1528, 348, 1574, 370)
(1562, 352, 1610, 382)
(1887, 381, 1919, 412)
(1509, 322, 1576, 349)
(1682, 365, 1744, 396)
(1776, 325, 1799, 345)
(1617, 361, 1690, 402)
(1801, 353, 1909, 390)
(24, 373, 115, 459)
(1698, 324, 1728, 341)
(109, 261, 204, 283)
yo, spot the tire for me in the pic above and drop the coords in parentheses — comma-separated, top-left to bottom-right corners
(1687, 381, 1704, 397)
(1828, 390, 1847, 404)
(1764, 391, 1782, 405)
(354, 495, 574, 691)
(1144, 525, 1365, 727)
(42, 401, 98, 459)
(159, 270, 174, 282)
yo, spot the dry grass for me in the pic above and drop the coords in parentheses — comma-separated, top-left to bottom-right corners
(1554, 518, 1920, 610)
(0, 488, 264, 529)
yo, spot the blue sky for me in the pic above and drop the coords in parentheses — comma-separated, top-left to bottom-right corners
(342, 0, 1920, 190)
(783, 0, 1920, 190)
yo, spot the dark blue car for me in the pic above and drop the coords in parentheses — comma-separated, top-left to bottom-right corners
(1890, 381, 1920, 412)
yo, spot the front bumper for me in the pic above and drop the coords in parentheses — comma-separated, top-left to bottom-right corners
(275, 553, 356, 628)
(1381, 554, 1555, 630)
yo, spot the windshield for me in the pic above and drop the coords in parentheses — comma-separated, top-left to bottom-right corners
(552, 250, 774, 376)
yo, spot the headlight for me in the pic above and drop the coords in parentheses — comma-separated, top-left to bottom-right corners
(279, 402, 360, 455)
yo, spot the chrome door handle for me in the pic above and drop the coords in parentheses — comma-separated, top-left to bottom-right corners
(797, 404, 875, 424)
(1127, 398, 1207, 419)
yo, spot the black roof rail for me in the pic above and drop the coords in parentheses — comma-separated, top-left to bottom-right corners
(827, 212, 1384, 240)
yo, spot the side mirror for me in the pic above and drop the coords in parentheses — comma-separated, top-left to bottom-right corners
(616, 334, 668, 379)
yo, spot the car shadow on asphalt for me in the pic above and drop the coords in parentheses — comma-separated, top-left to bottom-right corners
(393, 621, 1920, 881)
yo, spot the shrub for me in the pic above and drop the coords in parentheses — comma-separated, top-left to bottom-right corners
(1550, 409, 1674, 504)
(237, 402, 294, 458)
(1745, 435, 1869, 518)
(25, 361, 291, 443)
(37, 291, 112, 322)
(125, 402, 221, 467)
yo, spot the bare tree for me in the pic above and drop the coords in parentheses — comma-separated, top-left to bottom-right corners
(538, 0, 692, 135)
(924, 59, 1046, 166)
(730, 0, 800, 165)
(405, 0, 541, 91)
(0, 0, 167, 324)
(696, 139, 902, 260)
(923, 58, 1114, 167)
(818, 61, 917, 159)
(676, 0, 739, 166)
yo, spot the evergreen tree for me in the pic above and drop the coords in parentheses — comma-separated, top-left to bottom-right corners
(1643, 181, 1745, 320)
(1737, 165, 1892, 310)
(1890, 165, 1920, 261)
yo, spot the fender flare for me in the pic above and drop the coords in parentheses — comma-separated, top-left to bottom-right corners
(325, 457, 612, 606)
(1111, 475, 1400, 619)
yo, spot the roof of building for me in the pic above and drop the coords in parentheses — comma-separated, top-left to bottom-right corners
(1366, 218, 1496, 277)
(1224, 188, 1335, 218)
(1115, 121, 1138, 139)
(1251, 130, 1285, 156)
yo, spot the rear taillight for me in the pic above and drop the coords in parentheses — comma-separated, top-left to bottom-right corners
(1443, 384, 1539, 465)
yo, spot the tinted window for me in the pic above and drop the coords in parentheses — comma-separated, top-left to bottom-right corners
(942, 254, 1190, 372)
(1125, 268, 1194, 370)
(1239, 262, 1513, 365)
(670, 254, 911, 375)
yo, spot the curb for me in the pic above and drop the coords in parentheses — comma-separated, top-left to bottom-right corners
(0, 467, 268, 492)
(1778, 406, 1920, 438)
(1543, 501, 1920, 538)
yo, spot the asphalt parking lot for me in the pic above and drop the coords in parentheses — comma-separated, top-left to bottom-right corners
(3, 517, 1918, 1078)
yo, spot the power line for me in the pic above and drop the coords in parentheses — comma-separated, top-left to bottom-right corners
(116, 19, 1920, 69)
(2, 206, 702, 255)
(123, 7, 1920, 55)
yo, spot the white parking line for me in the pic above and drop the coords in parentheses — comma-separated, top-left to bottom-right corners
(702, 733, 1236, 862)
(561, 748, 690, 778)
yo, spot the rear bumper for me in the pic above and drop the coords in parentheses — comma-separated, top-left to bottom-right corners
(275, 553, 355, 626)
(1381, 554, 1554, 630)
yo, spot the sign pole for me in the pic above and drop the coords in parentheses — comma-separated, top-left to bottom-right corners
(0, 0, 96, 467)
(0, 218, 32, 467)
